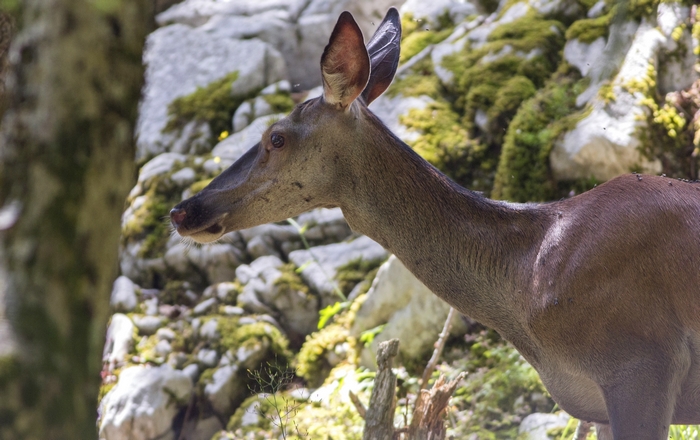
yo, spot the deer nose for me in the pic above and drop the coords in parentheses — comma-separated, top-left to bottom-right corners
(170, 208, 187, 228)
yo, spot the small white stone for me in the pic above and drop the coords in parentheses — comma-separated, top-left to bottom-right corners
(170, 167, 196, 187)
(193, 297, 217, 315)
(154, 340, 173, 357)
(156, 327, 176, 342)
(182, 363, 200, 383)
(110, 276, 138, 313)
(199, 319, 220, 342)
(197, 349, 220, 368)
(132, 315, 165, 336)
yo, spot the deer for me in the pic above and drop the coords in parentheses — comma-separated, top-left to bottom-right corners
(170, 8, 700, 439)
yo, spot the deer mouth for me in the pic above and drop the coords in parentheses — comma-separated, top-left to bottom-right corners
(171, 210, 228, 243)
(177, 221, 226, 243)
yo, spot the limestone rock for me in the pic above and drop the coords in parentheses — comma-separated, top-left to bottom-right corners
(351, 256, 467, 366)
(110, 276, 138, 313)
(164, 237, 245, 285)
(212, 113, 286, 163)
(99, 364, 193, 440)
(235, 255, 318, 336)
(518, 412, 571, 440)
(400, 0, 478, 28)
(193, 297, 217, 315)
(156, 0, 307, 27)
(288, 235, 388, 307)
(204, 338, 270, 415)
(203, 282, 238, 302)
(552, 20, 668, 181)
(563, 37, 606, 78)
(103, 314, 135, 371)
(132, 315, 166, 336)
(237, 207, 352, 260)
(137, 23, 286, 159)
(370, 94, 435, 143)
(199, 318, 220, 341)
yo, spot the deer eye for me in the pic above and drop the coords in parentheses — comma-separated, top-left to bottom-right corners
(271, 133, 285, 149)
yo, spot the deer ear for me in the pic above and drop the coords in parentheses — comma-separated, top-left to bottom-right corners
(321, 11, 370, 110)
(361, 8, 402, 105)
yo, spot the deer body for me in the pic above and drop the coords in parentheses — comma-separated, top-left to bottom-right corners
(171, 9, 700, 439)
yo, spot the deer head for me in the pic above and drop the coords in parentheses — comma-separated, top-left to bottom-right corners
(170, 8, 402, 243)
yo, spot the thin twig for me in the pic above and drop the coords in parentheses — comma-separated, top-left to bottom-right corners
(349, 390, 367, 419)
(420, 308, 456, 390)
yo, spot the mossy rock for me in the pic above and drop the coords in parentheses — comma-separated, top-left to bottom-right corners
(392, 7, 570, 195)
(226, 394, 275, 433)
(627, 63, 698, 180)
(218, 317, 292, 362)
(274, 263, 311, 297)
(121, 179, 182, 260)
(401, 99, 496, 192)
(334, 257, 383, 298)
(399, 11, 455, 64)
(261, 92, 295, 114)
(565, 6, 615, 44)
(295, 323, 349, 387)
(387, 56, 443, 100)
(492, 64, 590, 202)
(165, 71, 260, 145)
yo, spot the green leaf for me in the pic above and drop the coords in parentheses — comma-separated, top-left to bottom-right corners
(359, 324, 386, 347)
(317, 301, 348, 329)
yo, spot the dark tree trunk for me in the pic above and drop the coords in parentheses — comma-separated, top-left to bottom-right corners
(0, 1, 152, 439)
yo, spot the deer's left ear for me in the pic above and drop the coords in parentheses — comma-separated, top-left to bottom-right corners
(321, 11, 370, 110)
(362, 7, 402, 105)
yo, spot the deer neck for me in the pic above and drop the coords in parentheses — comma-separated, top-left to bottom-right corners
(337, 115, 551, 343)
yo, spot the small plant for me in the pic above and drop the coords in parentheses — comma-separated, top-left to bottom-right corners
(245, 361, 307, 439)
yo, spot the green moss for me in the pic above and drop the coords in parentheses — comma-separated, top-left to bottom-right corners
(575, 0, 601, 10)
(626, 62, 698, 179)
(274, 263, 311, 296)
(188, 177, 213, 194)
(295, 323, 349, 387)
(262, 92, 295, 114)
(390, 8, 570, 195)
(626, 0, 658, 19)
(387, 57, 443, 100)
(226, 394, 274, 432)
(219, 318, 292, 361)
(444, 10, 566, 147)
(565, 6, 615, 43)
(121, 164, 186, 259)
(492, 65, 590, 202)
(165, 71, 259, 143)
(334, 257, 383, 297)
(401, 27, 455, 63)
(197, 367, 216, 391)
(488, 75, 537, 123)
(121, 192, 172, 258)
(134, 333, 164, 363)
(401, 101, 495, 191)
(97, 368, 122, 403)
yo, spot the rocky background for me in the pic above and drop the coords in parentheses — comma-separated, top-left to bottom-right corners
(98, 0, 700, 439)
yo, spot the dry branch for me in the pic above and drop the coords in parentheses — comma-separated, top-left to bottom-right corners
(407, 372, 465, 440)
(362, 338, 400, 440)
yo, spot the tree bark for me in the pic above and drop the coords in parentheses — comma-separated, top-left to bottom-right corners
(0, 1, 152, 438)
(363, 338, 400, 440)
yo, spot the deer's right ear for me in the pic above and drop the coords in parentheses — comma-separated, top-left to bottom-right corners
(321, 12, 370, 110)
(361, 8, 402, 105)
